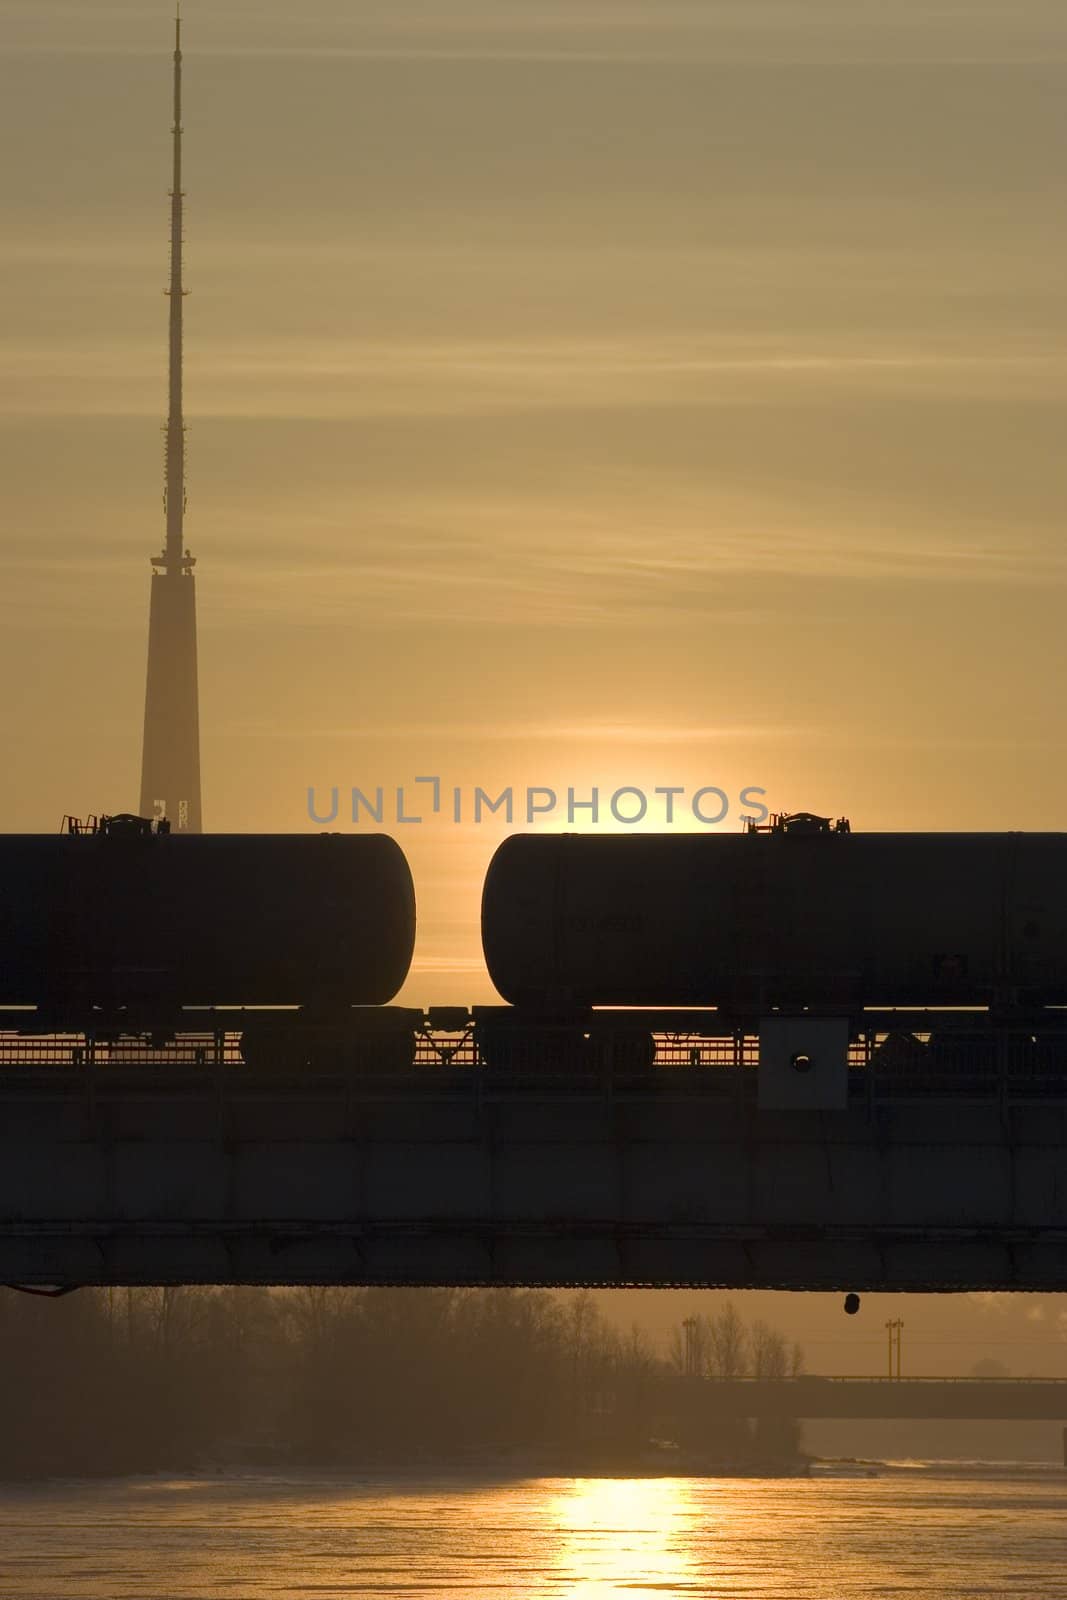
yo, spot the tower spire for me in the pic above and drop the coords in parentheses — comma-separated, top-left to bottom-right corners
(158, 2, 191, 575)
(139, 8, 202, 832)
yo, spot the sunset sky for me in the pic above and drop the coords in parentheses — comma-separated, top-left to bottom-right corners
(2, 1, 1066, 999)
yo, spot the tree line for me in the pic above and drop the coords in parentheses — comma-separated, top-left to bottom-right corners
(0, 1287, 804, 1477)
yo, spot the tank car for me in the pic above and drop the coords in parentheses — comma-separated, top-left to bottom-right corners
(480, 825, 1067, 1010)
(0, 822, 415, 1014)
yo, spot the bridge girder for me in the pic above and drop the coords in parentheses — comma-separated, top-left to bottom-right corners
(3, 1061, 1067, 1289)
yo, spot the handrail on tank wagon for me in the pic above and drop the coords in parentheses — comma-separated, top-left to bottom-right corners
(743, 811, 852, 835)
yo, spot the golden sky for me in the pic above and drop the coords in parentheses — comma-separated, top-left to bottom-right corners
(2, 1, 1066, 999)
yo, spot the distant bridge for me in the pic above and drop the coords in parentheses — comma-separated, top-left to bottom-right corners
(2, 1014, 1067, 1290)
(669, 1377, 1067, 1421)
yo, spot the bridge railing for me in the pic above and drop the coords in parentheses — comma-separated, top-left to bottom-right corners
(1, 1022, 1065, 1100)
(689, 1374, 1067, 1385)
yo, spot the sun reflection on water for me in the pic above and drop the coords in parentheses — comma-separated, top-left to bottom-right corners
(548, 1476, 703, 1597)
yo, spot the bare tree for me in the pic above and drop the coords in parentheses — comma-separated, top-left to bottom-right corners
(707, 1302, 748, 1377)
(749, 1320, 790, 1378)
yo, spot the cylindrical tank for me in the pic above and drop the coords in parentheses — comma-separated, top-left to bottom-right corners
(0, 833, 415, 1008)
(481, 832, 1067, 1009)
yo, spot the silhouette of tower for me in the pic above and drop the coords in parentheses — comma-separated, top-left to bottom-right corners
(139, 6, 202, 832)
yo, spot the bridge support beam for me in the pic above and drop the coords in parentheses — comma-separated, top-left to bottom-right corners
(2, 1071, 1067, 1288)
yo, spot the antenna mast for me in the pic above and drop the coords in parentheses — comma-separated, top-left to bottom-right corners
(156, 4, 193, 576)
(139, 5, 203, 833)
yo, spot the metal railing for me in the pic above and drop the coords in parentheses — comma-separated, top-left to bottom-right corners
(692, 1374, 1067, 1385)
(0, 1022, 1064, 1097)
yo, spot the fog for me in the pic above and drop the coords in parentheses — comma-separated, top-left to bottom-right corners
(0, 1286, 803, 1477)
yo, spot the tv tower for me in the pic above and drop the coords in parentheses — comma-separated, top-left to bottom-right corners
(139, 5, 202, 833)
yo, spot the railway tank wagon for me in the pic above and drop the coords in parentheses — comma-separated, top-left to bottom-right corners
(0, 824, 416, 1019)
(480, 826, 1067, 1011)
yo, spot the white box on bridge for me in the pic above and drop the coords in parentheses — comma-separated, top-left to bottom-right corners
(758, 1016, 850, 1110)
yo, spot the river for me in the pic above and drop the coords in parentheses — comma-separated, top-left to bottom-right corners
(0, 1465, 1064, 1597)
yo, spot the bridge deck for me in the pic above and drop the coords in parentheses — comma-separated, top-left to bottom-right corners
(672, 1377, 1067, 1420)
(2, 1033, 1066, 1290)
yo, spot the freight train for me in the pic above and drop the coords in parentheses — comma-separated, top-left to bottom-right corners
(4, 812, 1067, 1074)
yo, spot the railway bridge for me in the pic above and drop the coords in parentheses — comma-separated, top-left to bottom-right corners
(2, 1010, 1067, 1291)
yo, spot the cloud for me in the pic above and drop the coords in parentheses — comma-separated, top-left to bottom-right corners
(5, 331, 1064, 422)
(197, 475, 1067, 632)
(4, 457, 1064, 638)
(7, 2, 1067, 65)
(221, 719, 806, 743)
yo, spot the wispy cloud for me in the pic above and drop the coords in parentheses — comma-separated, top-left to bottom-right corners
(191, 476, 1067, 632)
(5, 466, 1063, 638)
(7, 1, 1067, 65)
(5, 332, 1064, 421)
(221, 719, 807, 743)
